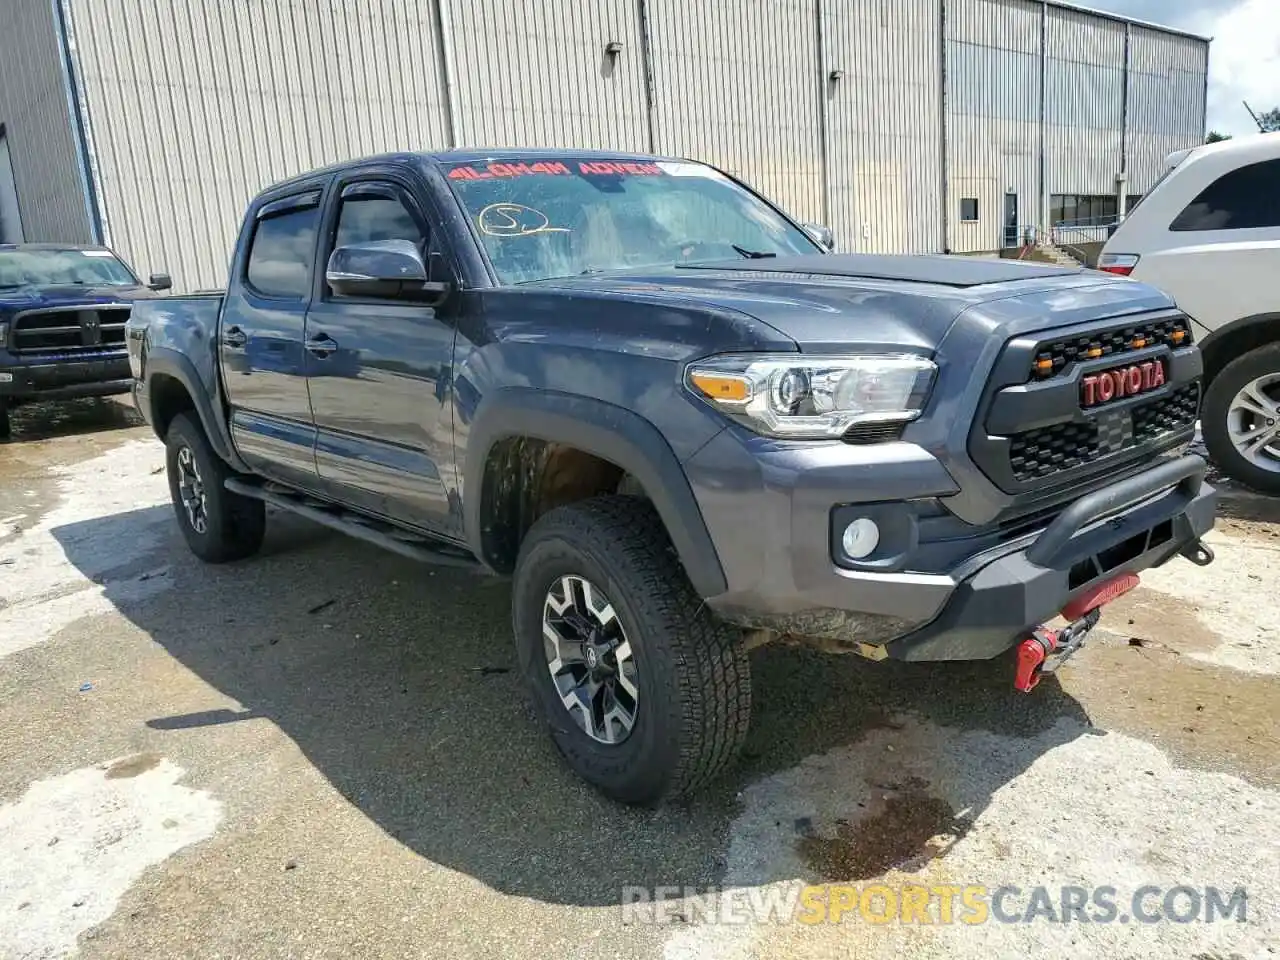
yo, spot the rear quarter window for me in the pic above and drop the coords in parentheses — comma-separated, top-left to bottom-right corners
(1170, 158, 1280, 232)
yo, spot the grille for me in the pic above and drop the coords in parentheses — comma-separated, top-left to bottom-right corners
(843, 421, 905, 445)
(11, 307, 130, 353)
(1008, 384, 1200, 483)
(1031, 316, 1192, 381)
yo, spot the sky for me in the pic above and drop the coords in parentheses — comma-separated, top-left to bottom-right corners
(1088, 0, 1280, 135)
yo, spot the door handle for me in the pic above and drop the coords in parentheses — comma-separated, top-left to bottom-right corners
(222, 326, 247, 348)
(307, 333, 338, 358)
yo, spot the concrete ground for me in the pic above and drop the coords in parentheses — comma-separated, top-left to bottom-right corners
(1, 398, 1276, 960)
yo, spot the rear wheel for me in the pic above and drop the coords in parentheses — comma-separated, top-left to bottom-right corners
(512, 496, 751, 805)
(1203, 343, 1280, 494)
(165, 412, 265, 562)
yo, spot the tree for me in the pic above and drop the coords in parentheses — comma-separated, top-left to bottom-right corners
(1259, 108, 1280, 133)
(1206, 131, 1232, 143)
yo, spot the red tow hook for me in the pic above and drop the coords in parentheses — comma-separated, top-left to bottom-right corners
(1014, 572, 1141, 693)
(1014, 627, 1060, 693)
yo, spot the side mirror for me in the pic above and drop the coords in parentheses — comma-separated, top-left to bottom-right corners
(147, 273, 172, 292)
(802, 223, 836, 252)
(326, 239, 451, 304)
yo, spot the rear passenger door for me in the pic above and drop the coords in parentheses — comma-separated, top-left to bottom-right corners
(220, 190, 323, 489)
(304, 176, 459, 535)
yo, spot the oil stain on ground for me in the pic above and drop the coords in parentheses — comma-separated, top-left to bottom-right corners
(796, 776, 971, 881)
(105, 752, 163, 780)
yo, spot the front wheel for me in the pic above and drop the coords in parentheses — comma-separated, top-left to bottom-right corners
(1202, 343, 1280, 494)
(512, 496, 751, 805)
(165, 412, 266, 562)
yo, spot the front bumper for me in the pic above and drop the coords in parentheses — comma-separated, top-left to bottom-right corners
(0, 351, 132, 401)
(685, 427, 1214, 661)
(886, 455, 1214, 660)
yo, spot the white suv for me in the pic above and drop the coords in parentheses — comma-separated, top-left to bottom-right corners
(1100, 133, 1280, 492)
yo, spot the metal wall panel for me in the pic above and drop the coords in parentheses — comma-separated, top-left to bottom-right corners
(1126, 26, 1207, 194)
(54, 0, 1210, 275)
(446, 0, 649, 151)
(945, 0, 1042, 252)
(645, 0, 824, 227)
(67, 0, 453, 291)
(1045, 5, 1125, 198)
(823, 0, 942, 253)
(0, 0, 93, 244)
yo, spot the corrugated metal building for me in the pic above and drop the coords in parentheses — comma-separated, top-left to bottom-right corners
(0, 0, 1208, 290)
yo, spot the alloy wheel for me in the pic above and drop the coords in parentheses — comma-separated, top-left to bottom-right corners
(175, 445, 209, 534)
(542, 574, 639, 744)
(1227, 374, 1280, 473)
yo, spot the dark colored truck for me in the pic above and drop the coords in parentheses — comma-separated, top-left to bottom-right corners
(0, 243, 170, 439)
(126, 150, 1215, 804)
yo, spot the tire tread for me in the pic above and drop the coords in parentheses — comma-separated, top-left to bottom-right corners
(516, 495, 750, 801)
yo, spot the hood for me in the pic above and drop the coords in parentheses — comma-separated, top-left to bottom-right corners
(0, 283, 156, 315)
(530, 254, 1155, 353)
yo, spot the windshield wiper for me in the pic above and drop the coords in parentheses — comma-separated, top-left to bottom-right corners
(731, 244, 777, 260)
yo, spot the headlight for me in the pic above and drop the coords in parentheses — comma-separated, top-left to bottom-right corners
(686, 354, 936, 439)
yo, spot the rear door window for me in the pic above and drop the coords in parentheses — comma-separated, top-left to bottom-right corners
(246, 199, 321, 298)
(1169, 159, 1280, 232)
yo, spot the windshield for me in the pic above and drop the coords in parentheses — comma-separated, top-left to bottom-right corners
(0, 249, 137, 289)
(442, 158, 820, 283)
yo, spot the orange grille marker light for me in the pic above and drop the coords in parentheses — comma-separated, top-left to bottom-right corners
(690, 371, 750, 402)
(1171, 330, 1186, 343)
(1086, 347, 1102, 358)
(1131, 337, 1147, 349)
(1035, 358, 1053, 373)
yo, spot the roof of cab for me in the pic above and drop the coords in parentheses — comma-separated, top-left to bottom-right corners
(0, 242, 114, 253)
(260, 148, 689, 195)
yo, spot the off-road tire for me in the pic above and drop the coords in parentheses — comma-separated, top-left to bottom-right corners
(512, 495, 751, 805)
(165, 412, 265, 562)
(1203, 342, 1280, 494)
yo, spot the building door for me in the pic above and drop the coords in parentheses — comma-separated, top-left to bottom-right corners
(0, 128, 24, 243)
(1003, 193, 1019, 248)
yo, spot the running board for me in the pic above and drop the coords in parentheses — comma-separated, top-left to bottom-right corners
(224, 477, 486, 572)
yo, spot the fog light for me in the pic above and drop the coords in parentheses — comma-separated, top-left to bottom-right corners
(841, 517, 880, 560)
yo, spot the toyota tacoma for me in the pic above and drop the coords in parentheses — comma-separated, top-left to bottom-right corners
(126, 150, 1216, 804)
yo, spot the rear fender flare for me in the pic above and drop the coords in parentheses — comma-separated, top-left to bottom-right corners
(144, 348, 248, 471)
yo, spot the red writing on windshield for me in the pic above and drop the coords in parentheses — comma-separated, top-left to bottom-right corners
(447, 160, 666, 180)
(577, 161, 664, 176)
(449, 161, 571, 180)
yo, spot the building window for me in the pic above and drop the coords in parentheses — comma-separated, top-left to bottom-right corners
(960, 198, 979, 222)
(1170, 159, 1280, 232)
(1050, 194, 1119, 227)
(246, 202, 320, 298)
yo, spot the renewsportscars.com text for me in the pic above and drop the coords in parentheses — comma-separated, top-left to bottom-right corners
(620, 883, 1249, 926)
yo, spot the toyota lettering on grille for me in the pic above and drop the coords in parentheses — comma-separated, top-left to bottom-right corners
(1081, 360, 1166, 407)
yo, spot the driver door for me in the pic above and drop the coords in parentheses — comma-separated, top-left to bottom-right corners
(304, 178, 458, 536)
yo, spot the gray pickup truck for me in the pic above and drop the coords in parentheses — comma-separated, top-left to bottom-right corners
(127, 149, 1215, 804)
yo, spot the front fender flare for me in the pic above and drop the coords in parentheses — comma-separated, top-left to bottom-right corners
(463, 389, 728, 599)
